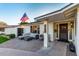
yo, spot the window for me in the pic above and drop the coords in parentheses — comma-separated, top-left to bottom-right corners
(69, 29, 72, 40)
(30, 25, 38, 33)
(54, 24, 58, 38)
(69, 22, 74, 40)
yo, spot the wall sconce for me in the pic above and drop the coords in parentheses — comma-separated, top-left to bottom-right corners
(70, 22, 74, 28)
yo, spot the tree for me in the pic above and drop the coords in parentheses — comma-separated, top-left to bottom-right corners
(0, 21, 7, 27)
(19, 22, 29, 25)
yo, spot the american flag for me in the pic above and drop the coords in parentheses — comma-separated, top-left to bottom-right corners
(20, 13, 29, 22)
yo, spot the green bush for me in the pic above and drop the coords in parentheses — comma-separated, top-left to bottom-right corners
(7, 34, 15, 39)
(0, 35, 10, 43)
(1, 35, 10, 39)
(19, 22, 29, 25)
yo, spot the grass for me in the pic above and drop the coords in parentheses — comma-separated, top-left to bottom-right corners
(0, 34, 15, 44)
(0, 35, 10, 44)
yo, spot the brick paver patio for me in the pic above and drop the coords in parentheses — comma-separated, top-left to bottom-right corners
(0, 38, 43, 52)
(0, 38, 73, 56)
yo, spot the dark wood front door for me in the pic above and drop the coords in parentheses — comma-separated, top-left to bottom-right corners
(59, 24, 68, 42)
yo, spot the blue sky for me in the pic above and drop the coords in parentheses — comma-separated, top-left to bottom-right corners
(0, 3, 69, 25)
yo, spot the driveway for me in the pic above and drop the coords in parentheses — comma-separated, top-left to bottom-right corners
(0, 38, 43, 52)
(0, 48, 41, 56)
(0, 38, 71, 56)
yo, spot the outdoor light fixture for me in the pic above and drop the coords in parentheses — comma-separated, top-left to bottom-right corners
(70, 22, 74, 28)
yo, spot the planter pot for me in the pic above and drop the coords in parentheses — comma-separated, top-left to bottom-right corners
(69, 42, 75, 52)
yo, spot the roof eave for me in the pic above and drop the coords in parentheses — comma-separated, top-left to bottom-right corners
(34, 3, 78, 21)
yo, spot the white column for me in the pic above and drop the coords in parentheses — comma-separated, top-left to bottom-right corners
(43, 21, 49, 48)
(76, 8, 79, 56)
(48, 22, 54, 41)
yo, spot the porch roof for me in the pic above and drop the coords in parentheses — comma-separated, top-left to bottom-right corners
(34, 3, 78, 22)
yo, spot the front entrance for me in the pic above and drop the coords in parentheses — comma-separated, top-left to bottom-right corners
(59, 23, 68, 42)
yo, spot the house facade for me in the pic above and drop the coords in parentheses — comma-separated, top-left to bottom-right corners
(30, 3, 79, 55)
(0, 3, 79, 55)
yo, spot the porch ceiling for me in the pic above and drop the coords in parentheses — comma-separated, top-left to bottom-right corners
(47, 13, 65, 22)
(36, 13, 66, 22)
(36, 11, 76, 22)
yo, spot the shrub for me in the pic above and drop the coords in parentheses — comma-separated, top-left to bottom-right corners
(1, 35, 10, 39)
(7, 34, 15, 39)
(19, 22, 29, 25)
(0, 35, 10, 43)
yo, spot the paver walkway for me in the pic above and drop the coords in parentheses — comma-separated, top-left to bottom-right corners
(37, 40, 68, 56)
(0, 38, 43, 52)
(0, 38, 69, 56)
(0, 48, 41, 56)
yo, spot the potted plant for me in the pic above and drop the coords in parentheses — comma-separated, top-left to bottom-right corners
(69, 40, 76, 52)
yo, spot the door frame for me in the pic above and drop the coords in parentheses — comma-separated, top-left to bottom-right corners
(54, 22, 69, 41)
(59, 23, 68, 41)
(54, 20, 75, 42)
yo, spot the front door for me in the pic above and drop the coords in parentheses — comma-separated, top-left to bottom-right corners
(59, 24, 68, 42)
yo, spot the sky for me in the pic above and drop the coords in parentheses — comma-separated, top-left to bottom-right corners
(0, 3, 69, 25)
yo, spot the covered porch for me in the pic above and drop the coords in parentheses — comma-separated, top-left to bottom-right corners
(38, 10, 76, 48)
(34, 4, 79, 55)
(48, 19, 75, 42)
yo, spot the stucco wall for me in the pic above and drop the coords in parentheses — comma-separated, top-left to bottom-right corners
(4, 27, 18, 37)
